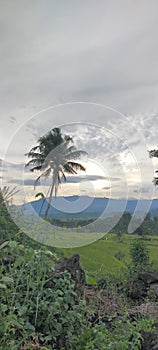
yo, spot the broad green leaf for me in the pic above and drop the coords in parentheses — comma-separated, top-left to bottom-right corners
(0, 241, 9, 250)
(1, 276, 14, 285)
(86, 274, 97, 285)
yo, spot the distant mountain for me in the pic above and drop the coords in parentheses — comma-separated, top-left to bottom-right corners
(18, 196, 158, 219)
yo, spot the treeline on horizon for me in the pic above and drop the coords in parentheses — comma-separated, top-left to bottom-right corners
(47, 212, 158, 236)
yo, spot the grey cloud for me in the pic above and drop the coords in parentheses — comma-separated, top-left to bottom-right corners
(0, 1, 158, 125)
(8, 175, 107, 186)
(66, 175, 107, 183)
(3, 162, 25, 171)
(0, 1, 158, 201)
(133, 188, 150, 194)
(9, 116, 16, 124)
(8, 179, 35, 186)
(8, 175, 121, 187)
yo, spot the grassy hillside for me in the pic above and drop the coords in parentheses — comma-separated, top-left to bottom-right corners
(61, 234, 158, 275)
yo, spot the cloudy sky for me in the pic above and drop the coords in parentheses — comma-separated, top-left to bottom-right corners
(1, 0, 158, 204)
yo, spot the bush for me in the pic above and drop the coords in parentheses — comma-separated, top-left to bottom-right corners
(0, 241, 85, 349)
(130, 240, 150, 268)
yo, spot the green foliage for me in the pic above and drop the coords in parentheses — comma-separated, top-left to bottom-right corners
(35, 192, 45, 199)
(86, 274, 97, 286)
(115, 230, 124, 242)
(62, 234, 158, 275)
(0, 192, 58, 255)
(0, 192, 19, 243)
(0, 236, 156, 349)
(65, 212, 158, 236)
(130, 240, 150, 268)
(74, 324, 110, 350)
(0, 241, 84, 349)
(74, 316, 155, 350)
(0, 186, 157, 349)
(0, 186, 19, 204)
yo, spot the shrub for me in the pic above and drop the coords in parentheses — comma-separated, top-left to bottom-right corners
(130, 240, 150, 268)
(0, 241, 85, 349)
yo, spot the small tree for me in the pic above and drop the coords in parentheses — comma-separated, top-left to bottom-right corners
(115, 229, 124, 242)
(130, 240, 150, 268)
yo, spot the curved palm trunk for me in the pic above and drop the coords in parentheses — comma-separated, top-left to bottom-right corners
(44, 182, 55, 218)
(38, 185, 51, 216)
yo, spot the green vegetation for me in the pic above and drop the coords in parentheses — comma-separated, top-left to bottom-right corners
(62, 234, 158, 275)
(1, 237, 156, 350)
(1, 189, 158, 349)
(75, 317, 155, 350)
(130, 240, 150, 268)
(0, 241, 85, 350)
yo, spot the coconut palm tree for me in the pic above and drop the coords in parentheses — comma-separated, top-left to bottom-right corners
(25, 128, 87, 217)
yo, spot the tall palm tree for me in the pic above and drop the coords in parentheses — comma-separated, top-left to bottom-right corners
(25, 128, 87, 217)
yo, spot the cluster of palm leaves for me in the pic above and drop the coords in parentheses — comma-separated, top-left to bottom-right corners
(0, 186, 19, 205)
(149, 149, 158, 186)
(25, 128, 87, 217)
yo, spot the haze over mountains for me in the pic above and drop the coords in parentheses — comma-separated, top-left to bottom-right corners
(19, 195, 158, 219)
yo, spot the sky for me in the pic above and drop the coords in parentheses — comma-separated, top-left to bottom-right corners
(1, 0, 158, 204)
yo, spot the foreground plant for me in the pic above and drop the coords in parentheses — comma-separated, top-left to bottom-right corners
(0, 241, 85, 349)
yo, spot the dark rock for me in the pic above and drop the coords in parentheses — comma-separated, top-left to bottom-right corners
(139, 272, 158, 285)
(150, 284, 158, 297)
(141, 331, 158, 350)
(56, 333, 66, 350)
(129, 279, 147, 299)
(129, 271, 158, 300)
(54, 254, 85, 298)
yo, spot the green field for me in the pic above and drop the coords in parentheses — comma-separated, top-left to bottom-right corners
(61, 234, 158, 276)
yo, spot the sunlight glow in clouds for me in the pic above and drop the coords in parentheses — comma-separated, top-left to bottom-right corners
(2, 102, 156, 205)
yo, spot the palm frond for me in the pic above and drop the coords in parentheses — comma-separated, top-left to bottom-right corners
(149, 149, 158, 158)
(66, 150, 87, 160)
(63, 163, 77, 174)
(64, 145, 76, 153)
(30, 165, 43, 172)
(34, 167, 52, 188)
(64, 135, 73, 143)
(1, 186, 8, 196)
(25, 145, 39, 155)
(25, 159, 44, 167)
(26, 152, 44, 159)
(60, 169, 67, 182)
(0, 186, 19, 202)
(66, 161, 86, 172)
(153, 177, 158, 186)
